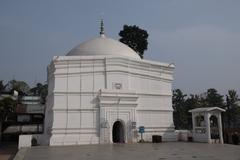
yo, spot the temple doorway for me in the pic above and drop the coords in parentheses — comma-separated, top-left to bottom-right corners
(112, 121, 125, 143)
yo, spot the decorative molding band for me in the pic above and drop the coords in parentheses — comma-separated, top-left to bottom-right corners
(52, 55, 174, 70)
(52, 127, 97, 130)
(53, 91, 172, 97)
(100, 103, 137, 108)
(143, 128, 175, 132)
(49, 56, 174, 80)
(52, 131, 98, 134)
(53, 108, 98, 111)
(53, 70, 173, 82)
(136, 109, 173, 112)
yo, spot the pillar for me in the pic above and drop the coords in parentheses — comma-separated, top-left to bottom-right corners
(218, 113, 224, 144)
(192, 113, 196, 135)
(206, 113, 211, 143)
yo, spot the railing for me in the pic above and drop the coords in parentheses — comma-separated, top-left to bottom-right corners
(195, 127, 206, 134)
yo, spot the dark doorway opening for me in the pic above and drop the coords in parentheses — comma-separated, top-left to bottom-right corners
(112, 121, 125, 143)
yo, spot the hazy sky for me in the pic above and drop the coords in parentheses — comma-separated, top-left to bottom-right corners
(0, 0, 239, 95)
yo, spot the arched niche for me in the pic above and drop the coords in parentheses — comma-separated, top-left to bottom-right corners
(210, 115, 219, 140)
(195, 115, 205, 127)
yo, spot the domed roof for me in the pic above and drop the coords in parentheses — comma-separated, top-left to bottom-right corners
(66, 20, 140, 59)
(66, 36, 140, 59)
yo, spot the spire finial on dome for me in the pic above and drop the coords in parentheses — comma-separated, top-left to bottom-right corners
(100, 19, 105, 37)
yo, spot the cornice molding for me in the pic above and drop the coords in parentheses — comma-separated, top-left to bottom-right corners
(49, 55, 174, 74)
(53, 90, 172, 97)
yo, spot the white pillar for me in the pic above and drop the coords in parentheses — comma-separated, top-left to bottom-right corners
(218, 113, 224, 144)
(192, 113, 196, 134)
(206, 113, 211, 143)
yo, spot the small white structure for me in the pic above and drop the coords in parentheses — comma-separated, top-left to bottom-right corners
(18, 135, 32, 149)
(189, 107, 225, 144)
(176, 130, 191, 141)
(44, 21, 177, 146)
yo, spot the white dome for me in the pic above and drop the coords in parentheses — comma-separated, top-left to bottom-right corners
(66, 36, 141, 59)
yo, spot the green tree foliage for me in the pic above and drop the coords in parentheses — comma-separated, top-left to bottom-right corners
(205, 88, 224, 107)
(172, 88, 240, 130)
(30, 83, 43, 95)
(119, 25, 148, 59)
(225, 90, 240, 128)
(0, 97, 16, 141)
(7, 79, 30, 95)
(0, 97, 16, 121)
(40, 84, 48, 104)
(184, 94, 203, 128)
(0, 80, 8, 94)
(172, 89, 187, 129)
(172, 90, 205, 129)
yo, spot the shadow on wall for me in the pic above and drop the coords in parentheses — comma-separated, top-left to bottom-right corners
(127, 120, 137, 143)
(43, 95, 53, 145)
(92, 96, 100, 137)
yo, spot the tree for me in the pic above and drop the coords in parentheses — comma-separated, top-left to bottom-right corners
(30, 83, 43, 96)
(225, 90, 239, 128)
(172, 88, 240, 131)
(184, 94, 203, 129)
(7, 79, 30, 95)
(0, 80, 8, 94)
(0, 97, 16, 141)
(0, 97, 15, 116)
(172, 89, 187, 129)
(119, 25, 148, 58)
(40, 84, 48, 104)
(205, 88, 224, 107)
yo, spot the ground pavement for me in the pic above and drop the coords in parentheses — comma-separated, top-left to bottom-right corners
(14, 142, 240, 160)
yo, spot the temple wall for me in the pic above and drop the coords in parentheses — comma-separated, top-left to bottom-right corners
(45, 55, 176, 145)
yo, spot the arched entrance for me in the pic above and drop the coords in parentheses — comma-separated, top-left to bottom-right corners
(210, 115, 219, 141)
(112, 121, 125, 143)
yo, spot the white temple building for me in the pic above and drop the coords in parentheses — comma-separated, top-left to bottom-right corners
(44, 21, 177, 146)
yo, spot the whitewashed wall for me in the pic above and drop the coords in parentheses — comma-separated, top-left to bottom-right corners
(45, 55, 176, 145)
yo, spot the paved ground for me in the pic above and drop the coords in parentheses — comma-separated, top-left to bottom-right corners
(0, 142, 18, 160)
(14, 142, 240, 160)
